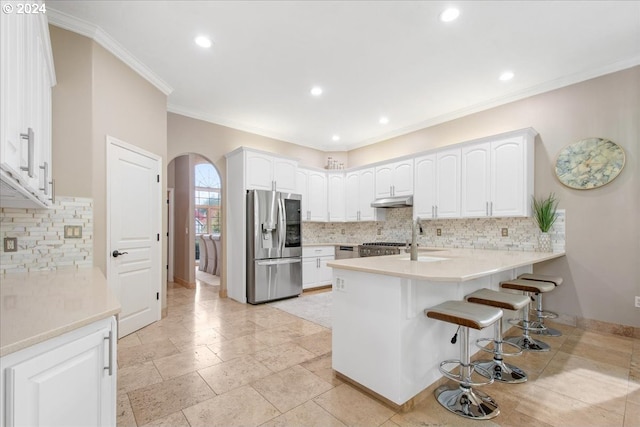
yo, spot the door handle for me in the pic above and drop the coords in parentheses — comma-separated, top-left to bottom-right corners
(112, 250, 128, 258)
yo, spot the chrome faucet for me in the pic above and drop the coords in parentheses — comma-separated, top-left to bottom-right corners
(410, 217, 423, 261)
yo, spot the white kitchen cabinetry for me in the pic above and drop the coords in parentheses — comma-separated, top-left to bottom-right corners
(0, 2, 56, 208)
(296, 168, 327, 221)
(302, 246, 334, 289)
(345, 168, 381, 222)
(327, 172, 345, 222)
(413, 148, 461, 219)
(245, 150, 297, 192)
(374, 159, 414, 198)
(461, 129, 535, 218)
(0, 316, 117, 427)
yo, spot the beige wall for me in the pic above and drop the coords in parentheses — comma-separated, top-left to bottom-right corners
(50, 26, 168, 305)
(172, 155, 194, 285)
(349, 67, 640, 328)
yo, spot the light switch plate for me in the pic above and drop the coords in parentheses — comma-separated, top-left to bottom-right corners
(436, 228, 442, 236)
(64, 225, 82, 239)
(4, 237, 17, 252)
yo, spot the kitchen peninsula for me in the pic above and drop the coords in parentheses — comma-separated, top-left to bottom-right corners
(327, 248, 565, 408)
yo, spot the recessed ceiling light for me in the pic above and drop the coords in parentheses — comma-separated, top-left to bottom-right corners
(499, 71, 515, 81)
(310, 86, 323, 96)
(439, 8, 460, 22)
(379, 116, 389, 125)
(195, 36, 212, 48)
(332, 135, 340, 141)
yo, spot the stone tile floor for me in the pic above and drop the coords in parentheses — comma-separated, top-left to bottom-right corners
(117, 276, 640, 426)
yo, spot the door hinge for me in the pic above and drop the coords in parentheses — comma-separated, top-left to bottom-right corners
(157, 174, 160, 183)
(166, 232, 169, 237)
(166, 265, 168, 270)
(157, 233, 160, 241)
(156, 292, 159, 300)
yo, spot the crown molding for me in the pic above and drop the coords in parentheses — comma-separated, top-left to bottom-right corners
(46, 8, 173, 96)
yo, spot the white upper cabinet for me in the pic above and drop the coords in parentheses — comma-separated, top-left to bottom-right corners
(413, 148, 461, 219)
(1, 3, 56, 208)
(327, 172, 345, 222)
(245, 150, 297, 192)
(345, 168, 379, 222)
(374, 159, 413, 198)
(461, 130, 535, 218)
(297, 168, 327, 221)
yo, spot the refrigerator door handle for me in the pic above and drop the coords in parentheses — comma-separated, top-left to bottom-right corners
(257, 258, 302, 266)
(278, 196, 286, 254)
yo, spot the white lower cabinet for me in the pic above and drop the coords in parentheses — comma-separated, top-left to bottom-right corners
(0, 316, 117, 427)
(302, 246, 334, 289)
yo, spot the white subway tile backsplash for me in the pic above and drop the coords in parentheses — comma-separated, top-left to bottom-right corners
(303, 208, 566, 253)
(0, 197, 94, 273)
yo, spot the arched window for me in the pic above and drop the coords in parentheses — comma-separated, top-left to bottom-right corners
(194, 162, 221, 235)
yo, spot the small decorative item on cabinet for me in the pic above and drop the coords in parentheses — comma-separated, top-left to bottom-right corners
(532, 193, 558, 252)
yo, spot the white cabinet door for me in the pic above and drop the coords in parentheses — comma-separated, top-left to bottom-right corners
(302, 257, 318, 289)
(296, 169, 309, 220)
(392, 160, 414, 196)
(245, 151, 274, 190)
(413, 154, 436, 219)
(344, 171, 360, 222)
(273, 157, 298, 192)
(491, 137, 526, 217)
(5, 317, 116, 427)
(358, 168, 376, 221)
(435, 148, 461, 218)
(327, 173, 345, 222)
(318, 255, 334, 284)
(461, 142, 491, 217)
(375, 160, 413, 198)
(307, 170, 327, 221)
(374, 164, 393, 198)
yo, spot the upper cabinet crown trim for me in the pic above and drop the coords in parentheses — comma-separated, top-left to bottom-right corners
(224, 146, 299, 162)
(46, 8, 173, 95)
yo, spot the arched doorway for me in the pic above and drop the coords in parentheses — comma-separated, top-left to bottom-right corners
(167, 153, 222, 289)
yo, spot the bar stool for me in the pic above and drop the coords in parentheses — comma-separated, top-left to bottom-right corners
(465, 288, 530, 383)
(518, 273, 563, 336)
(500, 279, 555, 352)
(425, 300, 502, 420)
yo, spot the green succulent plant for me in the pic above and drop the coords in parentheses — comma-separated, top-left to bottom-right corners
(532, 193, 558, 232)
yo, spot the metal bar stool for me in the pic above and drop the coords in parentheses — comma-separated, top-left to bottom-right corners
(425, 300, 503, 420)
(500, 279, 555, 352)
(518, 273, 563, 336)
(465, 288, 530, 383)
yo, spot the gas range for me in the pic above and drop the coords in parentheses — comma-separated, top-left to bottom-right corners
(358, 242, 407, 257)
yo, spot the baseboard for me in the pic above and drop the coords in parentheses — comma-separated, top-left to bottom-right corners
(219, 288, 228, 298)
(551, 313, 639, 339)
(174, 276, 196, 289)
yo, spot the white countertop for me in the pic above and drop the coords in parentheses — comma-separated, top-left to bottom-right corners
(327, 248, 565, 282)
(0, 267, 121, 357)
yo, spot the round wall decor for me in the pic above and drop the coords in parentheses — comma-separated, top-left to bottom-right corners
(555, 138, 625, 190)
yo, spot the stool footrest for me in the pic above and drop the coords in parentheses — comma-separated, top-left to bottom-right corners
(475, 337, 523, 357)
(439, 359, 495, 387)
(531, 309, 559, 319)
(507, 318, 547, 332)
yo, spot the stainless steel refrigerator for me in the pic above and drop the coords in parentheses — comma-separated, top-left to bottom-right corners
(246, 189, 302, 304)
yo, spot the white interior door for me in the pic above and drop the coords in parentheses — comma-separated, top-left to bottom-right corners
(107, 136, 161, 338)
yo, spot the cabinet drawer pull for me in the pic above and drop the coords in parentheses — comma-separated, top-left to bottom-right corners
(19, 128, 34, 178)
(49, 179, 55, 204)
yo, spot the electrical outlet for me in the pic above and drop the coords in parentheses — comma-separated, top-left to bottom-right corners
(4, 237, 17, 252)
(436, 228, 442, 237)
(635, 296, 640, 308)
(501, 228, 509, 237)
(377, 228, 382, 235)
(335, 278, 347, 292)
(341, 229, 345, 235)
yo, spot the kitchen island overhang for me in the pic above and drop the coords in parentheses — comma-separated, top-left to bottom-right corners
(327, 248, 565, 408)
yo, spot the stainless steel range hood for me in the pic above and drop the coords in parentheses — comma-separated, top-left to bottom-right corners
(370, 195, 413, 208)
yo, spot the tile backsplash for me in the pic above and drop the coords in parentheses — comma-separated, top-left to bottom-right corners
(303, 207, 565, 252)
(1, 197, 93, 273)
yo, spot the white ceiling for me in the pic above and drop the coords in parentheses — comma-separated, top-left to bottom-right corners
(46, 1, 640, 151)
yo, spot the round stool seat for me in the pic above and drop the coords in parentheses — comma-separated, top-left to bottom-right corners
(500, 278, 555, 294)
(518, 273, 563, 286)
(466, 288, 530, 311)
(425, 300, 502, 330)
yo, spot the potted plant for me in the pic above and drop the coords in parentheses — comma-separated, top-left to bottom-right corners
(532, 193, 558, 252)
